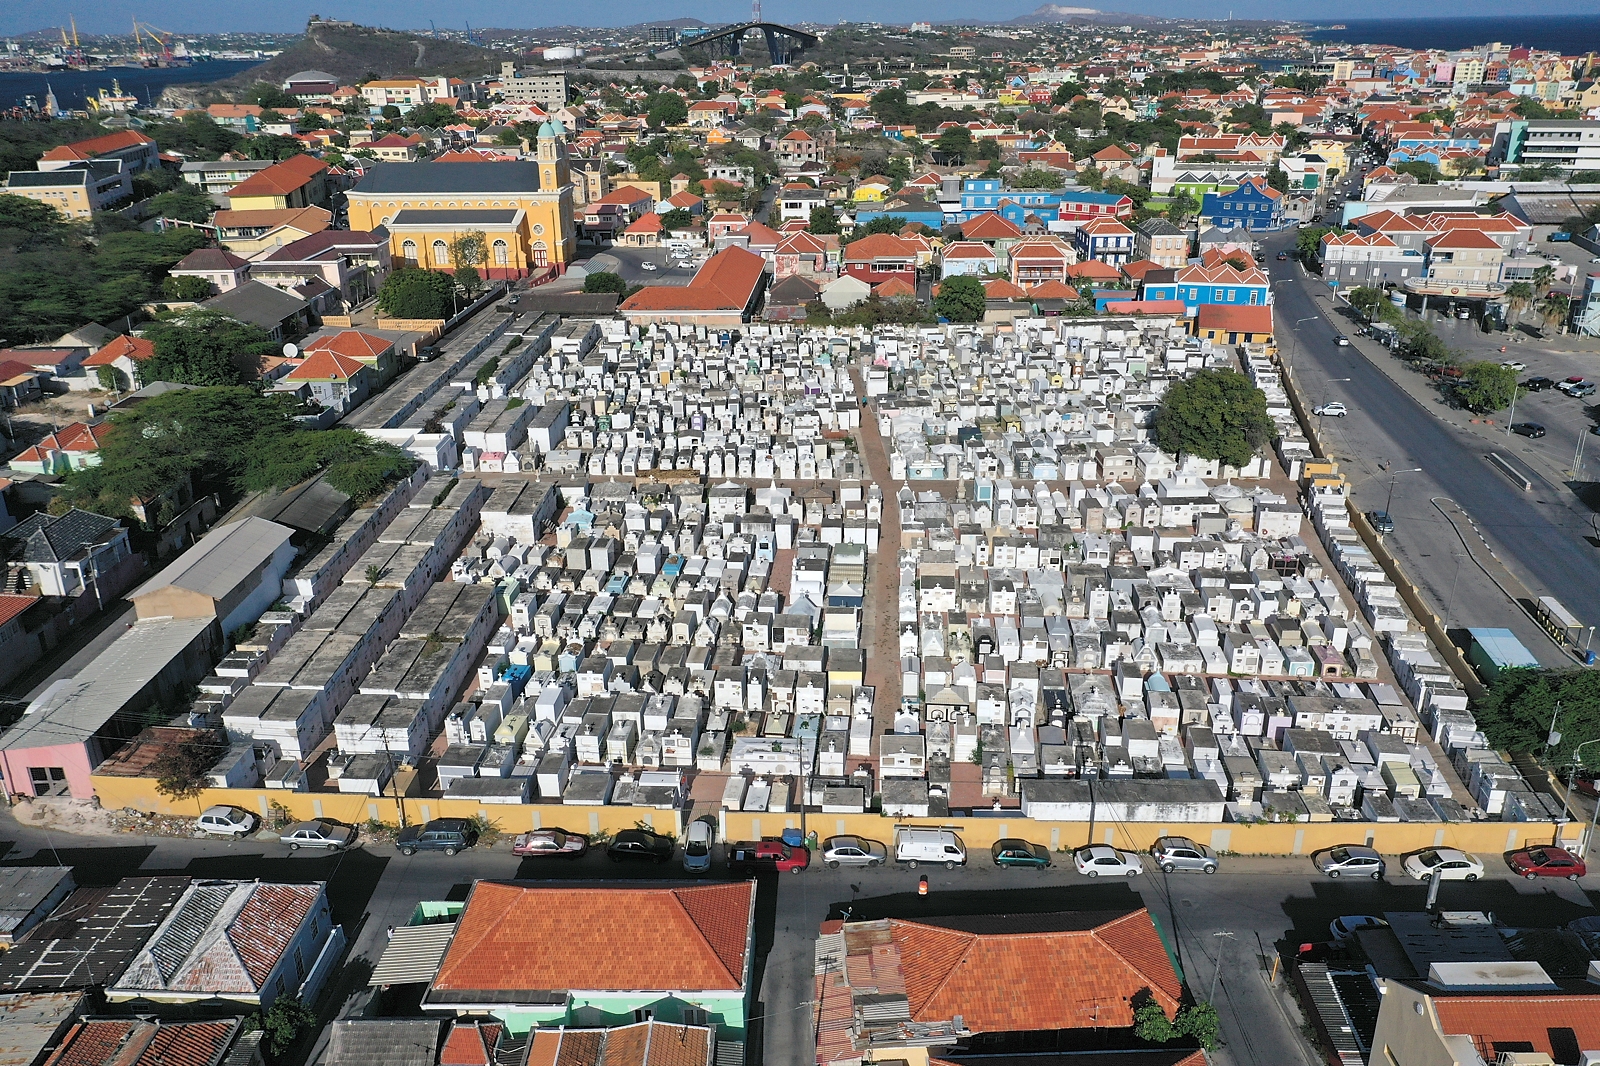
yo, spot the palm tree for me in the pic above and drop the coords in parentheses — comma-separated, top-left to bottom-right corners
(1539, 293, 1571, 334)
(1533, 264, 1557, 295)
(1505, 281, 1534, 323)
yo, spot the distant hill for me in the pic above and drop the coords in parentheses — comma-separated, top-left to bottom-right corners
(164, 20, 515, 105)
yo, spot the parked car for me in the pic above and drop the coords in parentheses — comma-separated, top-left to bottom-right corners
(1313, 402, 1347, 417)
(683, 820, 714, 874)
(728, 839, 809, 874)
(1507, 845, 1586, 880)
(511, 828, 588, 858)
(1073, 845, 1144, 878)
(1312, 844, 1386, 879)
(1560, 380, 1597, 397)
(1402, 848, 1484, 881)
(1511, 422, 1547, 438)
(1367, 510, 1395, 534)
(1501, 360, 1527, 372)
(821, 835, 887, 868)
(395, 818, 478, 856)
(1330, 915, 1388, 942)
(991, 838, 1052, 869)
(894, 827, 966, 869)
(197, 806, 258, 838)
(282, 820, 356, 850)
(607, 828, 675, 864)
(1151, 836, 1218, 874)
(1522, 376, 1555, 391)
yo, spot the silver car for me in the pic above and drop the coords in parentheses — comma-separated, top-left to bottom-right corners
(683, 819, 714, 875)
(282, 820, 356, 850)
(822, 835, 888, 868)
(1151, 836, 1218, 874)
(1312, 844, 1385, 880)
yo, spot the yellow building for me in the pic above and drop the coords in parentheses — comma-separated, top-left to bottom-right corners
(1304, 138, 1350, 175)
(345, 122, 575, 275)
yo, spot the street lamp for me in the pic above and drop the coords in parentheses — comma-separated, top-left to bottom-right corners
(1385, 467, 1424, 513)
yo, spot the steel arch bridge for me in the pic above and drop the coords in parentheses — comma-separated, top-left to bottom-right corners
(677, 22, 820, 66)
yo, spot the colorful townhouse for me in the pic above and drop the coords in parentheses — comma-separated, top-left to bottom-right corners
(1141, 256, 1272, 314)
(953, 178, 1133, 226)
(1200, 176, 1286, 232)
(1073, 217, 1135, 266)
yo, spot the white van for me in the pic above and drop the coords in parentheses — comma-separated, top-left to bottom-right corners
(894, 828, 967, 869)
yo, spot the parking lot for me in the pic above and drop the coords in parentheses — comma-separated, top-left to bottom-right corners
(576, 244, 702, 287)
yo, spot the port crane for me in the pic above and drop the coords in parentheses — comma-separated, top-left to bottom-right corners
(133, 20, 179, 65)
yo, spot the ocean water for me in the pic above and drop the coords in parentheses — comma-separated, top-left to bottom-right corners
(0, 60, 264, 111)
(1306, 16, 1600, 53)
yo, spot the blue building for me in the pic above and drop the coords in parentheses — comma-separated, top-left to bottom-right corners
(954, 178, 1134, 225)
(1140, 259, 1272, 313)
(1199, 176, 1286, 232)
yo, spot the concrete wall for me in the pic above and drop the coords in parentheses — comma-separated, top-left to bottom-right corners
(82, 776, 1574, 857)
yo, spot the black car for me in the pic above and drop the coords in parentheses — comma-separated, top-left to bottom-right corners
(607, 828, 675, 863)
(1511, 422, 1547, 438)
(1522, 376, 1555, 391)
(1367, 510, 1395, 534)
(395, 818, 478, 856)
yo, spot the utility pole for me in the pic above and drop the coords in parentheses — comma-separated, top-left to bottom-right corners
(1209, 931, 1235, 1004)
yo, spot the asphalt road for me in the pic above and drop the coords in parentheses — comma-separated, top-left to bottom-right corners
(1264, 230, 1600, 667)
(10, 810, 1593, 1066)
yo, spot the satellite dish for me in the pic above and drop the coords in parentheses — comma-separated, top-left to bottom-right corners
(282, 343, 299, 358)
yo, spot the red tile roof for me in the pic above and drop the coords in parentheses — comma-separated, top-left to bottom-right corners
(842, 233, 920, 263)
(45, 1019, 238, 1066)
(232, 883, 319, 986)
(303, 330, 393, 361)
(1425, 228, 1502, 250)
(620, 246, 767, 314)
(873, 278, 916, 298)
(1432, 994, 1600, 1061)
(38, 129, 154, 162)
(83, 336, 155, 369)
(1197, 303, 1274, 334)
(431, 881, 754, 994)
(227, 154, 328, 198)
(439, 1020, 502, 1066)
(1028, 280, 1081, 299)
(887, 910, 1182, 1033)
(286, 350, 370, 382)
(962, 212, 1025, 241)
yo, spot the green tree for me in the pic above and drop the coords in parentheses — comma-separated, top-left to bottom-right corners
(808, 205, 841, 234)
(1396, 320, 1452, 363)
(404, 101, 459, 128)
(1347, 286, 1386, 322)
(659, 207, 693, 229)
(646, 93, 689, 128)
(1296, 225, 1334, 260)
(141, 310, 276, 386)
(1134, 1002, 1176, 1043)
(1077, 164, 1103, 190)
(1533, 264, 1557, 294)
(247, 82, 300, 110)
(454, 265, 482, 298)
(935, 125, 972, 160)
(161, 275, 214, 302)
(1153, 369, 1273, 468)
(1473, 668, 1600, 770)
(150, 732, 226, 800)
(975, 138, 1000, 161)
(146, 184, 216, 223)
(246, 994, 314, 1057)
(934, 276, 986, 323)
(1167, 192, 1200, 225)
(1266, 166, 1289, 193)
(377, 268, 456, 318)
(1505, 280, 1535, 322)
(1454, 361, 1518, 412)
(1393, 160, 1439, 184)
(583, 271, 628, 294)
(1012, 167, 1064, 190)
(1540, 292, 1571, 332)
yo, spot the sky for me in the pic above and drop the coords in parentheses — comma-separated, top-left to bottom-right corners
(7, 0, 1600, 36)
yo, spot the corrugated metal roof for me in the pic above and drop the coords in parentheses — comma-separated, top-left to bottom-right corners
(369, 924, 456, 986)
(0, 617, 214, 749)
(131, 517, 293, 605)
(0, 868, 72, 937)
(0, 990, 84, 1066)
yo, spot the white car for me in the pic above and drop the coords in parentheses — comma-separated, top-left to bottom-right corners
(1073, 844, 1144, 878)
(1335, 335, 1351, 346)
(1403, 848, 1485, 882)
(1501, 360, 1527, 372)
(640, 261, 658, 271)
(1313, 402, 1348, 417)
(196, 805, 258, 838)
(1330, 915, 1387, 942)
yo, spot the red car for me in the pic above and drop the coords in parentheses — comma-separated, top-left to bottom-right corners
(511, 828, 589, 858)
(728, 839, 810, 874)
(1508, 845, 1586, 880)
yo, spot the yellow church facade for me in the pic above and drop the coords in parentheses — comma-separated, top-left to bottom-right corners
(344, 123, 575, 277)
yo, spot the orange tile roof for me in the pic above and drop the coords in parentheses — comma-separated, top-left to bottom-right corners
(286, 350, 369, 381)
(1425, 229, 1501, 250)
(1028, 280, 1081, 299)
(303, 330, 393, 360)
(432, 881, 754, 994)
(1107, 299, 1188, 314)
(1432, 994, 1600, 1061)
(842, 233, 921, 262)
(439, 1020, 502, 1066)
(620, 246, 768, 314)
(873, 277, 916, 298)
(213, 206, 333, 233)
(887, 910, 1182, 1033)
(1197, 303, 1274, 333)
(1067, 259, 1122, 279)
(227, 154, 327, 198)
(84, 335, 154, 367)
(38, 129, 155, 162)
